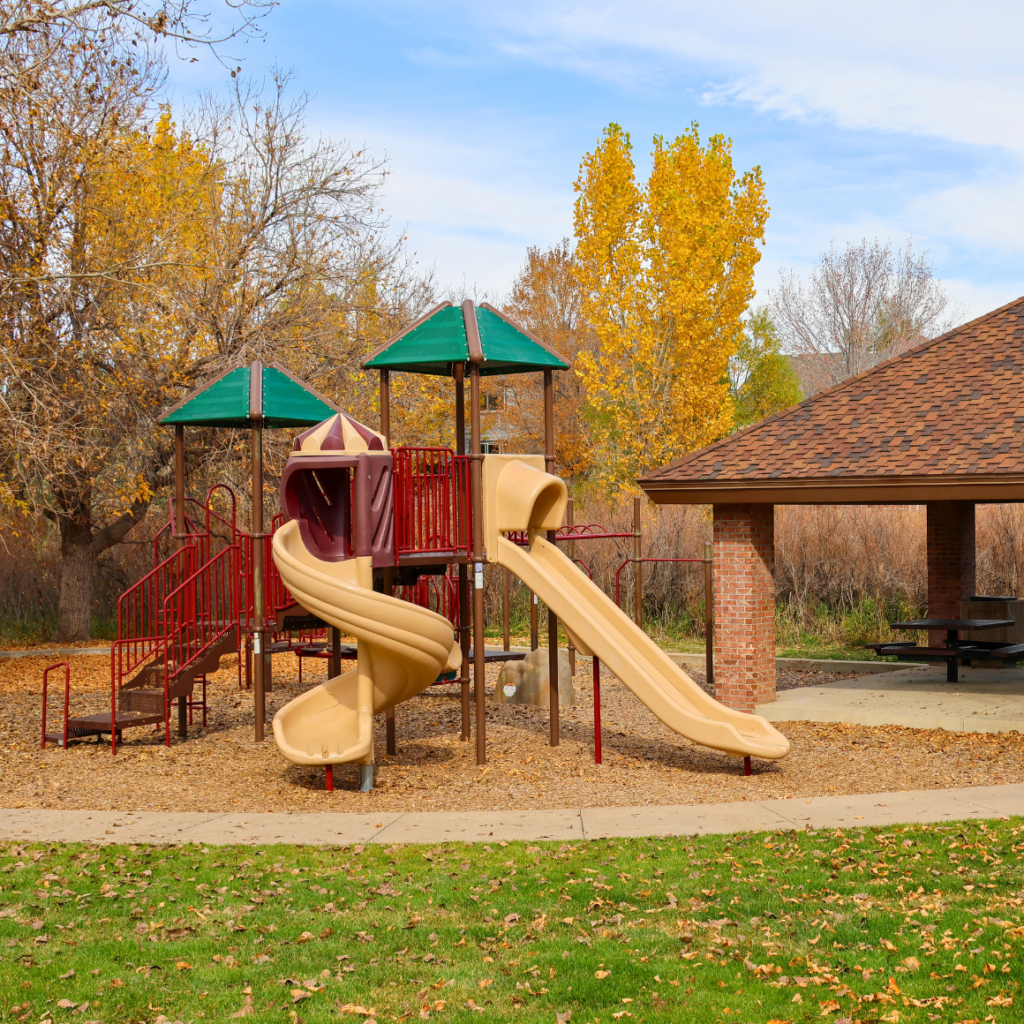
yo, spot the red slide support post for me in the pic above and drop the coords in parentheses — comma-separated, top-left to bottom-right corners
(41, 662, 70, 750)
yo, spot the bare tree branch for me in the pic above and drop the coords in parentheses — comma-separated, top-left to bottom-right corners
(770, 238, 963, 395)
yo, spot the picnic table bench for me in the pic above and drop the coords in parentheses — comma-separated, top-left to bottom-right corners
(866, 617, 1022, 681)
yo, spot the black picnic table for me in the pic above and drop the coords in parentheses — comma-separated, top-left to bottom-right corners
(867, 618, 1017, 682)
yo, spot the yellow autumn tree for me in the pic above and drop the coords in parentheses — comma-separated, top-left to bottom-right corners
(573, 123, 769, 490)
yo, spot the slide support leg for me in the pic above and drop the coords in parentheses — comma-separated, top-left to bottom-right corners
(325, 765, 334, 791)
(359, 765, 374, 792)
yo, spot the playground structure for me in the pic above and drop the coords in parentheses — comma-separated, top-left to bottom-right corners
(269, 435, 790, 788)
(45, 361, 345, 752)
(40, 301, 789, 785)
(267, 300, 789, 788)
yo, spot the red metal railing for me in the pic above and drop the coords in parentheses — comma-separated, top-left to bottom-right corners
(393, 447, 471, 557)
(614, 557, 705, 611)
(161, 544, 241, 746)
(41, 662, 70, 749)
(395, 571, 459, 625)
(508, 524, 635, 547)
(240, 526, 295, 630)
(114, 544, 199, 692)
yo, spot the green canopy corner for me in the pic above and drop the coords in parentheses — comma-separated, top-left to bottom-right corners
(160, 362, 340, 429)
(362, 301, 570, 377)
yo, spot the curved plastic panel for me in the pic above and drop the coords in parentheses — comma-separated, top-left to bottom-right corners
(270, 520, 460, 766)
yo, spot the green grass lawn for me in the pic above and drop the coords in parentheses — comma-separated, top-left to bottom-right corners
(2, 820, 1022, 1024)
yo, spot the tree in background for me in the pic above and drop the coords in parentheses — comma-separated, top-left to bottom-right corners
(770, 238, 961, 395)
(0, 23, 395, 638)
(0, 0, 272, 51)
(573, 123, 768, 490)
(500, 239, 594, 480)
(730, 308, 803, 428)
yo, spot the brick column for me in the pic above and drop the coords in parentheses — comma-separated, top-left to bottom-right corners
(926, 501, 976, 645)
(712, 503, 776, 711)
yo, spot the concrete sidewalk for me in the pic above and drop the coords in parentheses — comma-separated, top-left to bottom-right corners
(756, 665, 1024, 733)
(1, 784, 1019, 846)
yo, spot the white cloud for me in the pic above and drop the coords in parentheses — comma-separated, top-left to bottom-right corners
(909, 175, 1024, 251)
(308, 109, 575, 296)
(478, 0, 1024, 152)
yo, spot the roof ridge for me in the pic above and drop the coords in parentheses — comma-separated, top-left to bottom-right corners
(639, 294, 1024, 482)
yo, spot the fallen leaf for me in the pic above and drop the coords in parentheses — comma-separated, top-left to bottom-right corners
(291, 990, 313, 1003)
(175, 961, 192, 971)
(880, 939, 898, 951)
(987, 995, 1013, 1007)
(595, 970, 611, 979)
(406, 915, 422, 929)
(478, 979, 493, 990)
(296, 932, 314, 944)
(902, 957, 920, 971)
(56, 1000, 76, 1009)
(336, 1002, 377, 1016)
(819, 1001, 840, 1015)
(59, 969, 74, 979)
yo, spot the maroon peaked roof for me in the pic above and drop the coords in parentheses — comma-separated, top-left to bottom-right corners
(639, 295, 1024, 505)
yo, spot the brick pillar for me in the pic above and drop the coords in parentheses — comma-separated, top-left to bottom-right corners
(712, 503, 776, 711)
(926, 501, 976, 645)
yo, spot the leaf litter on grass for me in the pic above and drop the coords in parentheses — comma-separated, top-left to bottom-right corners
(0, 817, 1021, 1021)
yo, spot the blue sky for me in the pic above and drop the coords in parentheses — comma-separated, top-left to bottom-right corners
(172, 0, 1024, 319)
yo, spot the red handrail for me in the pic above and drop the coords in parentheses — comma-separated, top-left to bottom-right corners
(204, 484, 238, 544)
(161, 544, 241, 746)
(41, 662, 70, 749)
(115, 544, 199, 686)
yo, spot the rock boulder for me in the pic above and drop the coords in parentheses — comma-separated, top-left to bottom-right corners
(493, 648, 574, 707)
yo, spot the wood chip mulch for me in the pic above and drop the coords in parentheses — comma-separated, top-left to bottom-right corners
(0, 651, 1020, 814)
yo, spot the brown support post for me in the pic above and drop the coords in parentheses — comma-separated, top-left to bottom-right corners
(173, 425, 186, 548)
(330, 626, 342, 678)
(465, 302, 487, 766)
(544, 368, 559, 747)
(250, 362, 266, 742)
(633, 496, 643, 628)
(455, 363, 470, 741)
(530, 591, 538, 650)
(380, 368, 397, 754)
(380, 368, 390, 441)
(704, 541, 714, 690)
(501, 568, 510, 651)
(566, 495, 575, 676)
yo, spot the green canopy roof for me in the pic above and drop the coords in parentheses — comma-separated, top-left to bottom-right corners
(160, 362, 340, 428)
(362, 301, 570, 377)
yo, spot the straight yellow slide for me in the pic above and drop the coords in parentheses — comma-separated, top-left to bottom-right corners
(271, 519, 461, 768)
(484, 456, 790, 761)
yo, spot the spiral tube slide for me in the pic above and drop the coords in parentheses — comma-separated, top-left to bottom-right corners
(485, 457, 790, 761)
(270, 519, 461, 767)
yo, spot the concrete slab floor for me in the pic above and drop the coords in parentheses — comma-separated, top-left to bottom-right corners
(755, 664, 1024, 733)
(0, 784, 1019, 846)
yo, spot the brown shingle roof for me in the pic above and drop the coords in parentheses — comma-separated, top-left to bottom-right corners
(639, 296, 1024, 505)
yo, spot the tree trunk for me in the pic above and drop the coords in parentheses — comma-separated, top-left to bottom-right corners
(55, 517, 95, 641)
